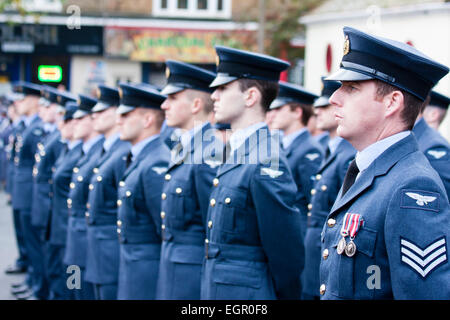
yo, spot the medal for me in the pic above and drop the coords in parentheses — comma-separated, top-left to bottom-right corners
(345, 240, 357, 257)
(337, 237, 347, 255)
(344, 214, 364, 257)
(336, 213, 352, 255)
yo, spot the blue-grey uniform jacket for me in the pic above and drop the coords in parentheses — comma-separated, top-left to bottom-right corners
(319, 134, 449, 299)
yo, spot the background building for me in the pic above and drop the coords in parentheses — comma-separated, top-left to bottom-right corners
(300, 0, 450, 139)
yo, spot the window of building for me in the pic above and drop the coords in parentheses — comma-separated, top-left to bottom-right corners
(198, 0, 208, 10)
(153, 0, 231, 19)
(177, 0, 188, 9)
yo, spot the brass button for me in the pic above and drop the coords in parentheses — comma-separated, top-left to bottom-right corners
(308, 204, 313, 210)
(311, 189, 316, 195)
(161, 224, 166, 230)
(51, 167, 56, 172)
(86, 203, 90, 209)
(77, 176, 83, 182)
(97, 176, 102, 182)
(117, 220, 122, 227)
(327, 218, 336, 228)
(73, 167, 79, 173)
(210, 198, 216, 207)
(67, 198, 72, 205)
(117, 200, 122, 207)
(161, 193, 167, 200)
(70, 182, 75, 189)
(119, 181, 125, 187)
(323, 249, 329, 260)
(85, 212, 90, 217)
(320, 284, 326, 295)
(321, 185, 328, 191)
(208, 221, 213, 229)
(160, 211, 166, 219)
(40, 151, 46, 157)
(213, 178, 219, 187)
(316, 174, 322, 180)
(117, 228, 121, 234)
(165, 174, 171, 181)
(126, 191, 131, 197)
(307, 212, 312, 217)
(176, 187, 182, 194)
(205, 239, 209, 244)
(224, 197, 231, 204)
(93, 168, 99, 174)
(89, 184, 94, 190)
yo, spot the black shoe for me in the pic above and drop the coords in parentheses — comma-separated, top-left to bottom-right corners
(15, 290, 36, 300)
(11, 284, 30, 295)
(4, 264, 27, 274)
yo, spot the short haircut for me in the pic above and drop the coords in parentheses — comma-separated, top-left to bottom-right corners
(374, 80, 424, 130)
(186, 89, 215, 115)
(140, 108, 165, 129)
(237, 79, 279, 112)
(288, 102, 314, 126)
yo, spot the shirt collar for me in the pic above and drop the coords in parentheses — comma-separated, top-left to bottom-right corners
(328, 136, 344, 155)
(43, 123, 57, 133)
(179, 122, 208, 150)
(355, 131, 411, 175)
(23, 114, 38, 127)
(282, 128, 307, 149)
(82, 134, 103, 155)
(103, 132, 120, 153)
(229, 122, 266, 153)
(131, 134, 160, 161)
(68, 139, 82, 150)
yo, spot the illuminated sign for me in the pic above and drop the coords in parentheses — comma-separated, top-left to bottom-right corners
(38, 65, 62, 82)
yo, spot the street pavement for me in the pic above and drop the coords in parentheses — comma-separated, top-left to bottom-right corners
(0, 190, 26, 300)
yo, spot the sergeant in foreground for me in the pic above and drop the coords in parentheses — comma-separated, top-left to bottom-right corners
(301, 78, 356, 300)
(320, 27, 449, 299)
(85, 85, 130, 300)
(201, 46, 304, 300)
(269, 81, 323, 242)
(412, 91, 450, 197)
(115, 84, 170, 300)
(157, 60, 219, 300)
(64, 94, 104, 300)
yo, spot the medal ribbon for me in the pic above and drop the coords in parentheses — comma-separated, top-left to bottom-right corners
(340, 213, 352, 237)
(348, 214, 364, 238)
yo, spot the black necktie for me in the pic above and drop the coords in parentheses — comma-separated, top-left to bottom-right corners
(126, 151, 133, 168)
(101, 147, 106, 157)
(341, 159, 359, 196)
(325, 146, 331, 159)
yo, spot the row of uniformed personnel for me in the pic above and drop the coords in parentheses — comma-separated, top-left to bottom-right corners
(2, 26, 450, 300)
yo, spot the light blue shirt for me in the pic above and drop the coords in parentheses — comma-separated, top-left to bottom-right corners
(131, 134, 160, 162)
(68, 140, 82, 150)
(82, 134, 104, 155)
(355, 131, 411, 180)
(179, 122, 208, 150)
(328, 136, 344, 155)
(103, 132, 120, 153)
(282, 128, 307, 149)
(23, 114, 38, 127)
(229, 122, 267, 154)
(44, 123, 57, 133)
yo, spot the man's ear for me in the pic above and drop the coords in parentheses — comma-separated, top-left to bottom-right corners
(142, 110, 155, 128)
(244, 87, 261, 108)
(191, 97, 203, 115)
(384, 90, 404, 118)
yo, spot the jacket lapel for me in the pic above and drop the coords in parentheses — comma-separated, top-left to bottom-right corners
(329, 134, 419, 216)
(122, 138, 161, 180)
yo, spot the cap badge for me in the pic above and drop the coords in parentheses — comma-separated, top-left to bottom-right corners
(165, 67, 171, 79)
(215, 55, 220, 67)
(118, 88, 123, 100)
(96, 87, 102, 99)
(57, 95, 62, 103)
(343, 35, 350, 56)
